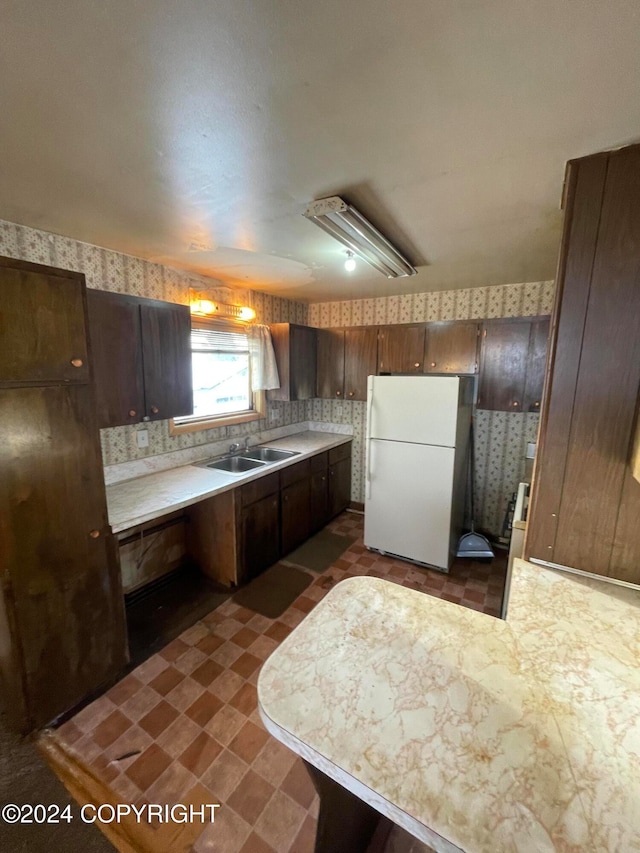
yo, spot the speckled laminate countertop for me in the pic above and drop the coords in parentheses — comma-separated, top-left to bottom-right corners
(106, 431, 352, 533)
(257, 559, 640, 853)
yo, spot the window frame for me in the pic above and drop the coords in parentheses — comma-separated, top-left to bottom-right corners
(169, 318, 265, 436)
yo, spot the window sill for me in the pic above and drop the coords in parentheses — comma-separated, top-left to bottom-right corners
(169, 393, 266, 435)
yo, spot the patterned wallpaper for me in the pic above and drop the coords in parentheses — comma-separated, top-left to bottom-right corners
(307, 280, 556, 535)
(0, 219, 309, 466)
(1, 216, 554, 536)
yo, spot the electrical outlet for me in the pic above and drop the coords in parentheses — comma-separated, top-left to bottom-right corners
(136, 429, 149, 449)
(335, 403, 343, 418)
(268, 406, 278, 424)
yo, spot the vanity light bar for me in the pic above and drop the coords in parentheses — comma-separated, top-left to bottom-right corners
(303, 196, 417, 278)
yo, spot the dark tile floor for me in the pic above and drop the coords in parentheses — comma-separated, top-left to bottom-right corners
(51, 511, 506, 852)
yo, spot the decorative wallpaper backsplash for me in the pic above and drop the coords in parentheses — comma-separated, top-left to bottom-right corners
(307, 280, 556, 535)
(0, 219, 309, 466)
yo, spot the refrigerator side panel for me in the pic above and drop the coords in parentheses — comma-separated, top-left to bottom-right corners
(364, 440, 455, 570)
(368, 376, 460, 446)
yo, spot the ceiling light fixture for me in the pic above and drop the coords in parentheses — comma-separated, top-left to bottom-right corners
(189, 292, 256, 321)
(303, 196, 417, 278)
(344, 250, 356, 272)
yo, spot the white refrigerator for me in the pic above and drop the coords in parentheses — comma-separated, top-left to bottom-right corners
(364, 375, 473, 572)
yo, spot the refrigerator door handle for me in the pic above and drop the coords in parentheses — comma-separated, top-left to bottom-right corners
(366, 378, 374, 499)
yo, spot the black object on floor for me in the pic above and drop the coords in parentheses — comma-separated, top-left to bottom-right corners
(232, 563, 313, 618)
(282, 530, 355, 573)
(125, 563, 230, 667)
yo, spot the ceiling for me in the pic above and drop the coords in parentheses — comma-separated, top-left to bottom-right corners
(2, 1, 640, 302)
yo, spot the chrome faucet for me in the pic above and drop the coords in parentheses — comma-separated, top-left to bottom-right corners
(229, 442, 241, 454)
(243, 436, 250, 451)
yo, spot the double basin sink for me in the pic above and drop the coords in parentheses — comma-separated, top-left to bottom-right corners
(196, 446, 299, 474)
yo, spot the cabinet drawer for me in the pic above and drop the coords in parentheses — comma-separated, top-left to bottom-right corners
(240, 471, 280, 507)
(309, 451, 328, 474)
(329, 442, 351, 465)
(280, 458, 311, 489)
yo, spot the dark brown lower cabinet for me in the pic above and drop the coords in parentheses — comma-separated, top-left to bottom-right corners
(329, 445, 352, 518)
(310, 458, 330, 533)
(281, 479, 311, 555)
(239, 493, 280, 584)
(187, 442, 352, 588)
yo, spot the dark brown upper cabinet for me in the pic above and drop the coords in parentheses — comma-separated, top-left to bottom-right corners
(0, 261, 89, 385)
(317, 327, 377, 400)
(377, 324, 426, 373)
(424, 321, 479, 375)
(344, 328, 378, 400)
(268, 323, 317, 401)
(523, 316, 551, 412)
(317, 328, 346, 399)
(478, 318, 549, 412)
(87, 290, 193, 428)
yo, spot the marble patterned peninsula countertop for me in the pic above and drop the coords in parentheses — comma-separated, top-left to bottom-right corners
(106, 431, 352, 533)
(257, 559, 640, 853)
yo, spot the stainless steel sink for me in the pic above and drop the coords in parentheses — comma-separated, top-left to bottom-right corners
(240, 447, 299, 463)
(204, 456, 266, 473)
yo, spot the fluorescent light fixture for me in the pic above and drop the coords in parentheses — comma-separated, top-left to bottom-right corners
(303, 196, 417, 278)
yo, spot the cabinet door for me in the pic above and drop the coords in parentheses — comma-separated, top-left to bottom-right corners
(317, 329, 345, 399)
(87, 290, 145, 427)
(329, 456, 352, 518)
(478, 321, 531, 411)
(0, 385, 127, 730)
(239, 493, 280, 583)
(425, 322, 479, 374)
(140, 302, 193, 421)
(268, 323, 317, 401)
(310, 470, 330, 532)
(0, 261, 89, 385)
(523, 317, 550, 412)
(378, 324, 425, 373)
(344, 328, 378, 401)
(281, 478, 311, 555)
(290, 325, 317, 399)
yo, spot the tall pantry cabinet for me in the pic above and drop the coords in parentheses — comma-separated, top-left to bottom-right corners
(0, 257, 127, 733)
(525, 144, 640, 585)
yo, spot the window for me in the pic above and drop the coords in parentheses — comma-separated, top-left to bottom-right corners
(170, 320, 265, 434)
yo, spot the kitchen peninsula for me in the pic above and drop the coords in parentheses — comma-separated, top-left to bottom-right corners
(258, 560, 640, 853)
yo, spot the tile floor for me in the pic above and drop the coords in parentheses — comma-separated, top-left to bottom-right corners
(52, 511, 506, 852)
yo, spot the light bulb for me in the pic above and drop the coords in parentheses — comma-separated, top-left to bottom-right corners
(344, 251, 356, 272)
(239, 306, 256, 321)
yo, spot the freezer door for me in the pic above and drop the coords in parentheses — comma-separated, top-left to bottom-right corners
(367, 375, 460, 447)
(364, 439, 455, 570)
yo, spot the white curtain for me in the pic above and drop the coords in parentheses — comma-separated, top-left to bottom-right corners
(247, 325, 280, 392)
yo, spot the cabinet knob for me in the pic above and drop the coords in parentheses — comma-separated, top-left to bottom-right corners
(336, 391, 342, 397)
(513, 401, 519, 408)
(348, 391, 354, 397)
(534, 401, 540, 408)
(151, 405, 159, 414)
(128, 409, 137, 417)
(430, 362, 436, 368)
(284, 495, 288, 502)
(322, 476, 326, 481)
(89, 529, 101, 539)
(414, 362, 420, 368)
(70, 358, 83, 368)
